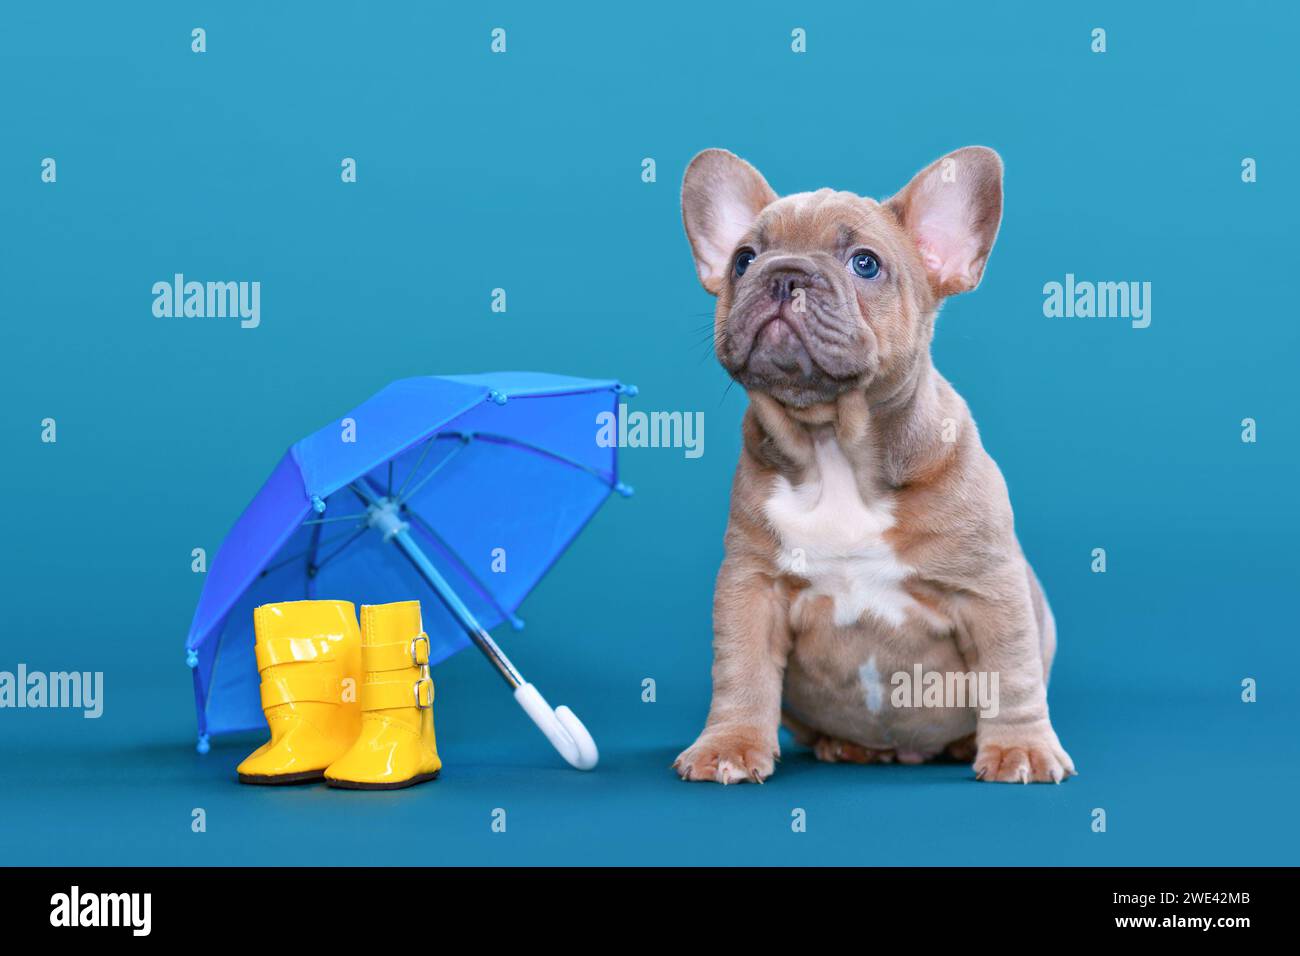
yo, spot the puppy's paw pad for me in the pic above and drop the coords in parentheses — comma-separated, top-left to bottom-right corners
(973, 741, 1076, 784)
(674, 729, 776, 784)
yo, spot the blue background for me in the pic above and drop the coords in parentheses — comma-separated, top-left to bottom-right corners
(1, 1, 1296, 865)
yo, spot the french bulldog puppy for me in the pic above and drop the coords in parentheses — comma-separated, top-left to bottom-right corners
(675, 147, 1074, 784)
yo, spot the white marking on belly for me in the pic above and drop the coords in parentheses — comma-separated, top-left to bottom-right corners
(764, 430, 914, 628)
(859, 656, 884, 713)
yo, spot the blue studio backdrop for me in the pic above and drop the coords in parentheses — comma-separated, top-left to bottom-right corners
(1, 1, 1296, 866)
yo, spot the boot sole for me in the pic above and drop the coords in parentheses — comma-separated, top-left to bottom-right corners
(326, 770, 440, 791)
(237, 769, 327, 786)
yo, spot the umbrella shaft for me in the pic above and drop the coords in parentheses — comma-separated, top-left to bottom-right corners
(465, 626, 524, 690)
(390, 527, 523, 690)
(353, 483, 526, 690)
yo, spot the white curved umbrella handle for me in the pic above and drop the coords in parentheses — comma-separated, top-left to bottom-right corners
(513, 683, 599, 770)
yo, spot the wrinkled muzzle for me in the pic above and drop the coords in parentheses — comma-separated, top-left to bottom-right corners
(719, 254, 876, 406)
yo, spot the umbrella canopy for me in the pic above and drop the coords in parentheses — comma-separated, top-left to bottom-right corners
(185, 371, 632, 766)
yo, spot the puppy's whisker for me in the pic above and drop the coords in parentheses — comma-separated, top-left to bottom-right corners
(720, 376, 740, 405)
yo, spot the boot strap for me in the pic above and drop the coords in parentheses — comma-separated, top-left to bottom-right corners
(260, 675, 346, 708)
(363, 633, 430, 672)
(255, 637, 335, 672)
(362, 676, 433, 712)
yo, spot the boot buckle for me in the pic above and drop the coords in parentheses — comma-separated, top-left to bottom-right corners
(413, 677, 433, 709)
(409, 633, 430, 666)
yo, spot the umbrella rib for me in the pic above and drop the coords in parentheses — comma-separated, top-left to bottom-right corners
(394, 436, 471, 505)
(259, 523, 366, 577)
(395, 430, 612, 510)
(348, 481, 376, 507)
(259, 546, 316, 577)
(311, 524, 371, 574)
(394, 435, 437, 501)
(304, 520, 323, 597)
(442, 431, 614, 487)
(300, 513, 369, 525)
(403, 510, 517, 626)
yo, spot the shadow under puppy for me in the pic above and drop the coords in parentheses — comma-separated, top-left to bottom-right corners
(675, 147, 1075, 785)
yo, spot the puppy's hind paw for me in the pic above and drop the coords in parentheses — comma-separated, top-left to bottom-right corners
(674, 727, 777, 784)
(812, 736, 896, 764)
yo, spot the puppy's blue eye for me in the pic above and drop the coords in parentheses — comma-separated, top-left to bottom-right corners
(734, 250, 756, 277)
(851, 252, 881, 279)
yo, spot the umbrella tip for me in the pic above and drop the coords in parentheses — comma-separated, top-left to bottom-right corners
(615, 382, 639, 397)
(195, 734, 210, 755)
(310, 494, 327, 514)
(615, 482, 635, 498)
(508, 614, 526, 632)
(487, 389, 508, 405)
(185, 648, 199, 669)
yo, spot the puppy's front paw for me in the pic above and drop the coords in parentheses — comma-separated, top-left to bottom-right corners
(973, 726, 1076, 784)
(674, 727, 776, 784)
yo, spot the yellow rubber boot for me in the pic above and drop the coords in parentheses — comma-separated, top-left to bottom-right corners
(325, 601, 442, 790)
(236, 600, 362, 785)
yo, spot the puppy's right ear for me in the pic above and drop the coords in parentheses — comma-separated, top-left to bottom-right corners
(681, 149, 777, 295)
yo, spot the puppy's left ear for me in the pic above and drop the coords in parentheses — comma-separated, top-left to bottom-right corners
(886, 146, 1003, 297)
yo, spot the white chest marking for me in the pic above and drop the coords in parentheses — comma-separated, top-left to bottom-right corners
(763, 432, 915, 628)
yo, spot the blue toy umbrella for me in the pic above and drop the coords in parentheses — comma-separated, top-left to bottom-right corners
(185, 371, 635, 770)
